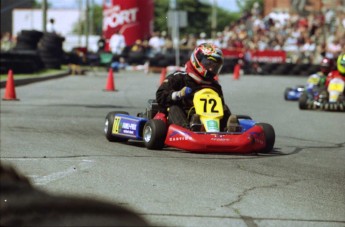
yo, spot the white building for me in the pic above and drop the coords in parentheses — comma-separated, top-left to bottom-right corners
(12, 8, 99, 52)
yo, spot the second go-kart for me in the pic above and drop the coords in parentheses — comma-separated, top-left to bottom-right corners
(299, 77, 345, 111)
(284, 73, 323, 101)
(104, 88, 275, 154)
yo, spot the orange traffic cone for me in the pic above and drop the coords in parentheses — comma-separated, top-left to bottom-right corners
(233, 63, 241, 80)
(2, 69, 19, 101)
(159, 67, 167, 86)
(104, 68, 116, 91)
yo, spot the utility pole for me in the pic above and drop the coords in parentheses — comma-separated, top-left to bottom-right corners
(85, 0, 89, 50)
(211, 0, 217, 39)
(42, 0, 47, 32)
(170, 0, 180, 66)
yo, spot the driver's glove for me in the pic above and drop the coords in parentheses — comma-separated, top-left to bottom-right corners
(172, 86, 192, 100)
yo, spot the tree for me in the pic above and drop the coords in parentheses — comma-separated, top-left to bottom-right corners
(71, 3, 103, 35)
(153, 0, 240, 38)
(236, 0, 263, 15)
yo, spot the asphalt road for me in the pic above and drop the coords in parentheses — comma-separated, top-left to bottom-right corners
(1, 70, 344, 227)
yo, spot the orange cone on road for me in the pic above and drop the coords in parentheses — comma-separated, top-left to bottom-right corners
(2, 69, 19, 101)
(104, 68, 116, 91)
(159, 67, 167, 86)
(233, 63, 241, 80)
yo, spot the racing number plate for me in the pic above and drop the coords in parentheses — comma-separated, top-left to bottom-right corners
(328, 78, 345, 102)
(328, 78, 345, 92)
(193, 88, 224, 132)
(193, 89, 223, 117)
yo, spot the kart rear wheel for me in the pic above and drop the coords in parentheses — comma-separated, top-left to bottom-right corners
(299, 93, 308, 110)
(143, 119, 167, 150)
(284, 88, 292, 100)
(257, 123, 275, 153)
(104, 111, 129, 142)
(237, 115, 252, 120)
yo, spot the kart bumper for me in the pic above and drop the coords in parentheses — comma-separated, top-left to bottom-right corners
(164, 124, 266, 153)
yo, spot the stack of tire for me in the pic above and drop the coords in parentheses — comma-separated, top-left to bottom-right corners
(0, 30, 45, 74)
(14, 30, 43, 51)
(37, 32, 65, 69)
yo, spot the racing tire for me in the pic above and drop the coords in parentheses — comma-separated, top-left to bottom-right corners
(143, 119, 167, 150)
(284, 88, 292, 100)
(256, 123, 275, 153)
(104, 111, 129, 142)
(299, 93, 308, 110)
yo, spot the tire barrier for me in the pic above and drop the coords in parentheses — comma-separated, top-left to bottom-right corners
(0, 50, 44, 74)
(1, 30, 66, 73)
(0, 30, 45, 74)
(38, 32, 65, 69)
(13, 30, 43, 51)
(231, 60, 321, 76)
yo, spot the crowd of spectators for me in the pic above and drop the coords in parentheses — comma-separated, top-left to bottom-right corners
(2, 5, 344, 69)
(214, 7, 345, 64)
(103, 6, 345, 70)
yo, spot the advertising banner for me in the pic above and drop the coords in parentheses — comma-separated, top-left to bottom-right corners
(222, 49, 286, 63)
(103, 0, 153, 48)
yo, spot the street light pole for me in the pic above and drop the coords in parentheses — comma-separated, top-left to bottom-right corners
(211, 0, 217, 39)
(42, 0, 47, 32)
(170, 0, 180, 66)
(85, 0, 89, 50)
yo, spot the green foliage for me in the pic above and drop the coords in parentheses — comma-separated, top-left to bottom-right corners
(236, 0, 263, 14)
(92, 4, 103, 35)
(153, 0, 240, 37)
(32, 0, 52, 8)
(71, 0, 241, 37)
(71, 3, 103, 35)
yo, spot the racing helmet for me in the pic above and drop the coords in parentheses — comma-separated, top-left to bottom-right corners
(190, 43, 224, 80)
(336, 53, 345, 75)
(320, 57, 333, 74)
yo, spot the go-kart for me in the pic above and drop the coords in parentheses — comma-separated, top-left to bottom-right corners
(104, 88, 275, 154)
(284, 73, 322, 101)
(299, 77, 345, 111)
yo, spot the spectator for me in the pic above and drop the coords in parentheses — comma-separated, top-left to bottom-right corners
(148, 31, 163, 57)
(1, 32, 14, 51)
(326, 38, 342, 59)
(68, 48, 86, 75)
(298, 37, 316, 63)
(109, 30, 126, 56)
(196, 32, 207, 45)
(97, 35, 106, 53)
(46, 18, 56, 33)
(127, 39, 146, 65)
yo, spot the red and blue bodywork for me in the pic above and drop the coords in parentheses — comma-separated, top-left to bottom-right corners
(108, 113, 273, 154)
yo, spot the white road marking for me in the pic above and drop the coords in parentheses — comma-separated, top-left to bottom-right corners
(26, 159, 95, 185)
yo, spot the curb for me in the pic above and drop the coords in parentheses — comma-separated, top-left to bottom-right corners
(0, 71, 70, 89)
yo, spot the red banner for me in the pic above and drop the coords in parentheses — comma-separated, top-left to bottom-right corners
(250, 50, 286, 63)
(222, 49, 286, 63)
(103, 0, 153, 47)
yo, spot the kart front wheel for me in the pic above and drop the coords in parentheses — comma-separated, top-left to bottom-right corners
(257, 123, 275, 153)
(104, 111, 129, 142)
(284, 88, 292, 100)
(299, 93, 308, 110)
(143, 119, 167, 150)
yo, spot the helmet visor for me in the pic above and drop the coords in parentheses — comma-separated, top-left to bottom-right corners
(200, 57, 223, 75)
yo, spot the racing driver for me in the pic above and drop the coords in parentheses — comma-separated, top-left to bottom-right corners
(325, 53, 345, 94)
(156, 42, 240, 132)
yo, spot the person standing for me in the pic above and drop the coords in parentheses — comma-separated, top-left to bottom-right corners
(47, 18, 56, 33)
(109, 30, 126, 56)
